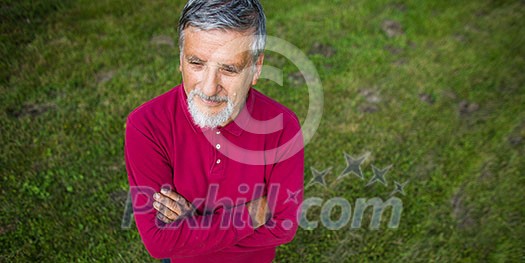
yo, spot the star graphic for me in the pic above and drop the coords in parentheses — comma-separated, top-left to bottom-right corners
(306, 167, 332, 188)
(390, 180, 409, 196)
(366, 164, 392, 186)
(337, 152, 369, 180)
(284, 189, 302, 204)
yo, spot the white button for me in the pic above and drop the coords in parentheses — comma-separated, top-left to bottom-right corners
(216, 131, 221, 135)
(216, 144, 221, 149)
(216, 159, 221, 164)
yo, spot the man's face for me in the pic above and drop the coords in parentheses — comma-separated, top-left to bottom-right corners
(180, 26, 264, 128)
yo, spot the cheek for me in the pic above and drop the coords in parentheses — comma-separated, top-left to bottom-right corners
(229, 74, 253, 98)
(229, 85, 250, 105)
(181, 68, 200, 85)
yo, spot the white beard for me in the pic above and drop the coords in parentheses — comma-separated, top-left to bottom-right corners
(187, 89, 234, 129)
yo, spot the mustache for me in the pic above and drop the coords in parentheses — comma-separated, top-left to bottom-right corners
(194, 90, 229, 103)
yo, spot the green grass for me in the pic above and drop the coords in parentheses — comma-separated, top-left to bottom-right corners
(1, 0, 524, 262)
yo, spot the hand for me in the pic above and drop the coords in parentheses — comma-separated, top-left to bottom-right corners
(153, 188, 195, 224)
(246, 196, 270, 228)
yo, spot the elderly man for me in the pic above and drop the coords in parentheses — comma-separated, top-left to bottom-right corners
(125, 0, 304, 262)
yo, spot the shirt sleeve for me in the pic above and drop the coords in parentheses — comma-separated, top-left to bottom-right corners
(226, 117, 305, 251)
(125, 117, 255, 259)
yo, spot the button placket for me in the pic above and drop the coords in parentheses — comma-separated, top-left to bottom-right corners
(209, 128, 225, 178)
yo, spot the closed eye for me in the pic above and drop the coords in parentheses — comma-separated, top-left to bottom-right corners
(187, 59, 204, 71)
(186, 56, 205, 67)
(220, 65, 240, 75)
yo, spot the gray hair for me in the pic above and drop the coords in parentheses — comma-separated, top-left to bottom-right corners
(177, 0, 266, 63)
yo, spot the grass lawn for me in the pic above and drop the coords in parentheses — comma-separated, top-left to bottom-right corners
(1, 0, 524, 262)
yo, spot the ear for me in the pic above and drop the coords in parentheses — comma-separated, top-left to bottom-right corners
(251, 53, 265, 86)
(179, 52, 183, 72)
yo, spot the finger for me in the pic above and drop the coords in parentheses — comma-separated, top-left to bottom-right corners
(160, 188, 183, 203)
(154, 201, 180, 221)
(155, 190, 195, 216)
(156, 211, 173, 224)
(154, 192, 179, 213)
(158, 190, 194, 215)
(156, 194, 185, 215)
(152, 200, 163, 212)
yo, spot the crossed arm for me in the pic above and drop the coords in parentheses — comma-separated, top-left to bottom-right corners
(152, 188, 270, 228)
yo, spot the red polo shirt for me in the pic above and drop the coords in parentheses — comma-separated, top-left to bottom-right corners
(125, 84, 304, 262)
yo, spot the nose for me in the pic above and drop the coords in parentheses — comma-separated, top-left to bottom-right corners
(201, 66, 220, 97)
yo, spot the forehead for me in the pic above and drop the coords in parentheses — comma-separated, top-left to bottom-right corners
(182, 26, 253, 65)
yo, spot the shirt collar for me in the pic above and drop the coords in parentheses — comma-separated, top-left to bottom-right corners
(179, 84, 254, 137)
